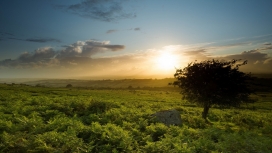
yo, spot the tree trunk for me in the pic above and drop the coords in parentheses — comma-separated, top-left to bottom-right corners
(202, 104, 210, 120)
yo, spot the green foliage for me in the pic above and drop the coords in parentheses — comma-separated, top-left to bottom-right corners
(0, 83, 271, 152)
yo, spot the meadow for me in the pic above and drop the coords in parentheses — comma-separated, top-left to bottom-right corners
(0, 81, 272, 153)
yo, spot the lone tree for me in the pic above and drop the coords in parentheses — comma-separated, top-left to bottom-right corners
(66, 84, 73, 88)
(173, 59, 255, 120)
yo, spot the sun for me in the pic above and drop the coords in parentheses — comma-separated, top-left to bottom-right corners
(155, 52, 178, 70)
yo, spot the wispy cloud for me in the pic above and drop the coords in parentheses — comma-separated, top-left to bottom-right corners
(8, 37, 61, 43)
(106, 29, 118, 34)
(26, 38, 61, 43)
(1, 32, 60, 43)
(56, 0, 136, 22)
(0, 32, 14, 36)
(106, 27, 141, 34)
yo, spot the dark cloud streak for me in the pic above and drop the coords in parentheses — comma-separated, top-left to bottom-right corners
(26, 38, 61, 43)
(8, 37, 61, 43)
(57, 0, 136, 22)
(0, 32, 14, 36)
(106, 30, 118, 34)
(99, 45, 125, 51)
(106, 27, 140, 34)
(263, 42, 271, 45)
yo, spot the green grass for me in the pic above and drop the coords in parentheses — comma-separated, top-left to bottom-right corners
(0, 83, 272, 152)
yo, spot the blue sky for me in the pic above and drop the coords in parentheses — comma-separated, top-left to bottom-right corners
(1, 0, 272, 78)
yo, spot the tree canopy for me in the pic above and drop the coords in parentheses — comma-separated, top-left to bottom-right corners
(66, 84, 73, 88)
(174, 59, 255, 119)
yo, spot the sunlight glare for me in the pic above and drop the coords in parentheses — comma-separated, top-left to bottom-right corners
(155, 52, 178, 70)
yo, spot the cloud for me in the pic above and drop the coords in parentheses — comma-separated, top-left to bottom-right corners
(128, 27, 141, 31)
(106, 30, 118, 34)
(8, 37, 61, 43)
(224, 50, 269, 62)
(207, 42, 251, 51)
(1, 39, 272, 78)
(59, 40, 125, 58)
(221, 50, 272, 73)
(0, 47, 58, 68)
(183, 49, 211, 60)
(180, 43, 272, 73)
(25, 38, 61, 43)
(0, 32, 14, 36)
(106, 27, 140, 34)
(56, 0, 136, 22)
(1, 32, 60, 43)
(0, 39, 125, 69)
(183, 49, 207, 56)
(264, 58, 272, 64)
(263, 42, 271, 45)
(18, 47, 56, 62)
(8, 37, 23, 41)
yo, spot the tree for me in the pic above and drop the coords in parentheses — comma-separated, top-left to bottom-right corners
(66, 84, 73, 88)
(173, 59, 255, 120)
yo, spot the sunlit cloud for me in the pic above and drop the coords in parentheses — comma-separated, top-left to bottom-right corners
(1, 39, 272, 78)
(0, 40, 125, 69)
(181, 44, 272, 73)
(59, 40, 125, 58)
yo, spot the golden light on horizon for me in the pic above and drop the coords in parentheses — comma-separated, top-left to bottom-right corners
(155, 52, 179, 71)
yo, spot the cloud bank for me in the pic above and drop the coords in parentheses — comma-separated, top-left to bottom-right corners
(0, 40, 125, 69)
(182, 43, 272, 73)
(59, 40, 124, 58)
(1, 40, 272, 78)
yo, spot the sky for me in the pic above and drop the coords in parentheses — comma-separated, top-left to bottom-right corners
(1, 0, 272, 79)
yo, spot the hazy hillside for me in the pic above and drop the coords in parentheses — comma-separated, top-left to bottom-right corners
(1, 78, 176, 88)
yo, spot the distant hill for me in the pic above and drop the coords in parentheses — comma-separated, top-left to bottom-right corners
(2, 78, 176, 88)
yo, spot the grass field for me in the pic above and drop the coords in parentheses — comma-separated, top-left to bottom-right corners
(0, 83, 272, 152)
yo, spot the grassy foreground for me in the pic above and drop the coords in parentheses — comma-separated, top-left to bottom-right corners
(0, 83, 272, 152)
